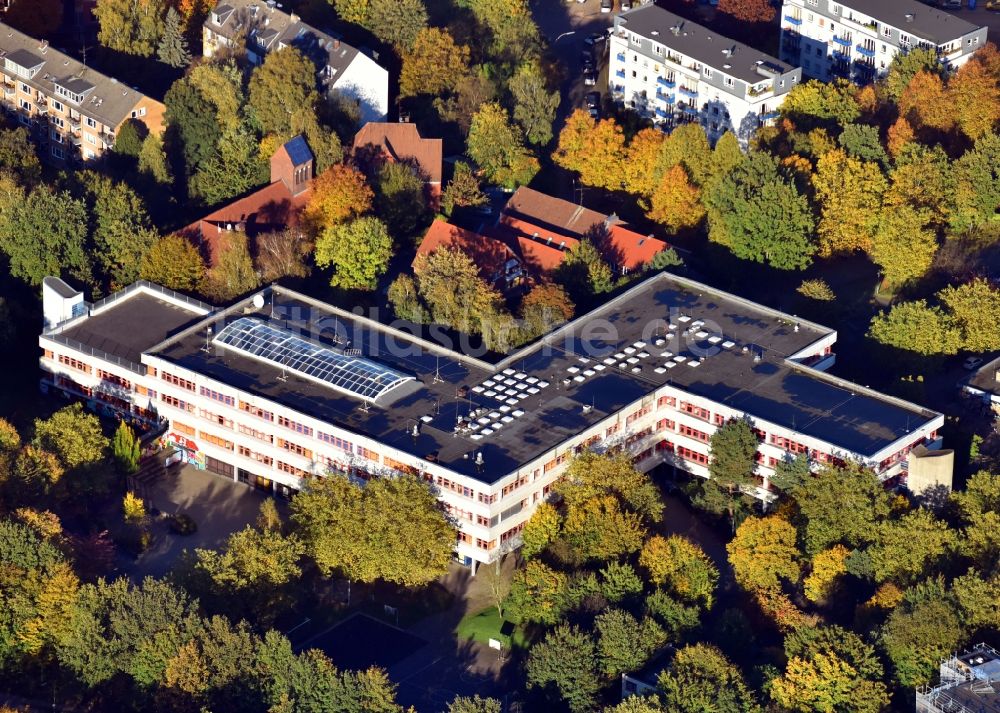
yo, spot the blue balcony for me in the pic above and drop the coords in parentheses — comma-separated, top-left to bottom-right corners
(682, 105, 699, 115)
(656, 91, 675, 103)
(657, 76, 676, 88)
(855, 44, 875, 57)
(678, 86, 698, 98)
(832, 49, 851, 63)
(616, 52, 625, 62)
(832, 35, 851, 47)
(655, 108, 669, 118)
(760, 110, 780, 121)
(784, 14, 802, 25)
(615, 69, 626, 79)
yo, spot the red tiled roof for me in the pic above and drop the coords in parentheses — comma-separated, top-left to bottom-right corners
(492, 215, 577, 273)
(503, 186, 608, 238)
(353, 122, 443, 185)
(181, 181, 310, 265)
(608, 225, 668, 270)
(414, 219, 514, 280)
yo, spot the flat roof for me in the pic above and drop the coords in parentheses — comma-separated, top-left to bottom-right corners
(147, 273, 939, 484)
(617, 4, 796, 84)
(966, 356, 1000, 397)
(53, 289, 208, 370)
(848, 0, 983, 45)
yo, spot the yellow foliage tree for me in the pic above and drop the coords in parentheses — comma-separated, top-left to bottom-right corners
(886, 118, 915, 159)
(639, 534, 718, 608)
(948, 58, 1000, 142)
(899, 70, 954, 132)
(521, 501, 560, 558)
(622, 127, 666, 196)
(727, 515, 801, 593)
(803, 544, 850, 603)
(399, 28, 470, 98)
(553, 109, 626, 191)
(302, 164, 373, 236)
(123, 491, 146, 523)
(645, 165, 705, 234)
(771, 652, 891, 713)
(561, 496, 646, 562)
(813, 149, 886, 256)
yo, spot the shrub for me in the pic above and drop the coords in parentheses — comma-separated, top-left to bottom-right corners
(169, 513, 197, 535)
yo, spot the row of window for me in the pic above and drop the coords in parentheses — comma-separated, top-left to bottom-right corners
(278, 414, 312, 436)
(238, 445, 273, 466)
(96, 369, 131, 389)
(58, 354, 91, 374)
(200, 386, 235, 407)
(162, 371, 195, 391)
(200, 431, 234, 451)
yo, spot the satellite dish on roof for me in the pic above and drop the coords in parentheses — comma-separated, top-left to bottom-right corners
(252, 294, 265, 309)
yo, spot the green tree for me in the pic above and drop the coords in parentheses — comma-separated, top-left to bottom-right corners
(951, 134, 1000, 232)
(952, 470, 1000, 522)
(647, 248, 684, 271)
(868, 300, 962, 356)
(6, 0, 64, 37)
(399, 28, 470, 98)
(952, 569, 1000, 630)
(697, 418, 759, 523)
(939, 279, 1000, 353)
(0, 127, 41, 184)
(595, 608, 667, 677)
(599, 561, 644, 603)
(114, 119, 146, 158)
(504, 559, 569, 625)
(95, 0, 167, 57)
(468, 0, 540, 57)
(364, 0, 427, 51)
(881, 582, 963, 687)
(525, 624, 600, 713)
(658, 643, 761, 713)
(441, 161, 486, 217)
(639, 535, 718, 608)
(867, 509, 957, 585)
(555, 238, 614, 303)
(727, 515, 801, 593)
(375, 161, 428, 239)
(248, 47, 319, 136)
(797, 279, 835, 302)
(0, 184, 89, 286)
(869, 204, 937, 289)
(199, 231, 261, 302)
(315, 216, 393, 290)
(157, 6, 191, 67)
(792, 463, 890, 555)
(885, 47, 940, 101)
(32, 404, 107, 473)
(466, 102, 539, 189)
(705, 151, 815, 270)
(164, 75, 222, 174)
(644, 588, 701, 639)
(111, 421, 140, 475)
(413, 247, 505, 335)
(387, 274, 426, 322)
(82, 173, 159, 288)
(448, 696, 502, 713)
(555, 452, 664, 521)
(771, 652, 890, 713)
(138, 133, 172, 185)
(838, 124, 889, 167)
(509, 62, 560, 146)
(189, 120, 269, 205)
(140, 234, 205, 291)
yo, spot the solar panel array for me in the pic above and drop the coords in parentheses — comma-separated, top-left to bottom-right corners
(214, 317, 413, 402)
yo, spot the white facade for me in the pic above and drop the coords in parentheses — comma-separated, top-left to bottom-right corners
(609, 6, 801, 143)
(39, 280, 944, 568)
(780, 0, 987, 83)
(331, 51, 389, 125)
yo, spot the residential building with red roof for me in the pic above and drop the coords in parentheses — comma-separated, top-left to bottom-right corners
(353, 121, 443, 209)
(181, 136, 314, 265)
(413, 219, 523, 290)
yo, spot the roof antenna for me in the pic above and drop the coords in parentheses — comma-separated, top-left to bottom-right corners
(201, 325, 213, 353)
(432, 355, 444, 384)
(276, 365, 288, 383)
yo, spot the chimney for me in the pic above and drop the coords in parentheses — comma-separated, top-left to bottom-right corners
(333, 38, 340, 49)
(905, 13, 914, 22)
(290, 13, 300, 22)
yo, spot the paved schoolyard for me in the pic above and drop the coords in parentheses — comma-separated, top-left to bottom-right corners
(123, 464, 271, 579)
(299, 613, 429, 671)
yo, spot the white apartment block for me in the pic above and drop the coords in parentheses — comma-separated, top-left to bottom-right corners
(780, 0, 987, 83)
(39, 273, 943, 569)
(203, 0, 389, 123)
(609, 4, 801, 144)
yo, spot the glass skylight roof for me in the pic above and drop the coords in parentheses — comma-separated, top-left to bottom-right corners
(214, 317, 413, 403)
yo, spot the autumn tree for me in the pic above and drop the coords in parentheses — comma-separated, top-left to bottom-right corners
(363, 0, 428, 51)
(555, 452, 664, 522)
(400, 28, 470, 98)
(813, 149, 885, 256)
(803, 545, 850, 604)
(868, 300, 962, 356)
(727, 515, 801, 593)
(780, 79, 860, 128)
(870, 204, 937, 288)
(899, 70, 953, 133)
(504, 559, 569, 624)
(554, 110, 626, 191)
(303, 163, 373, 235)
(413, 247, 506, 336)
(519, 283, 575, 340)
(466, 103, 539, 189)
(885, 48, 939, 99)
(792, 463, 891, 555)
(33, 404, 107, 473)
(705, 151, 815, 270)
(441, 161, 486, 216)
(718, 0, 774, 22)
(95, 0, 167, 57)
(199, 231, 261, 302)
(939, 278, 1000, 352)
(646, 165, 705, 234)
(886, 118, 915, 159)
(948, 58, 1000, 141)
(448, 696, 501, 713)
(248, 48, 319, 136)
(639, 535, 718, 609)
(252, 228, 310, 283)
(658, 644, 761, 713)
(622, 127, 667, 196)
(510, 62, 560, 146)
(561, 495, 646, 562)
(468, 0, 540, 58)
(315, 216, 392, 290)
(387, 274, 425, 323)
(595, 608, 667, 678)
(138, 133, 172, 185)
(140, 234, 205, 291)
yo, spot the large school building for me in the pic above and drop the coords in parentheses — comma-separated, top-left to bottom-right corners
(39, 273, 943, 567)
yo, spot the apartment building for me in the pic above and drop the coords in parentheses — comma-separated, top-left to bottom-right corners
(609, 5, 801, 143)
(780, 0, 986, 84)
(916, 643, 1000, 712)
(203, 0, 388, 123)
(39, 272, 943, 568)
(0, 23, 164, 163)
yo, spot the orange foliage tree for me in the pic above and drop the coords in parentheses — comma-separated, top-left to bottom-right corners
(718, 0, 775, 22)
(948, 59, 1000, 142)
(898, 70, 953, 132)
(886, 117, 915, 159)
(553, 109, 626, 191)
(302, 164, 373, 236)
(646, 165, 705, 234)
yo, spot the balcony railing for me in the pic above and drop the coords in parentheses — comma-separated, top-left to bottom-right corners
(682, 105, 699, 115)
(832, 35, 851, 47)
(784, 14, 802, 25)
(760, 110, 780, 121)
(616, 52, 625, 62)
(656, 90, 675, 103)
(832, 49, 851, 63)
(678, 86, 698, 98)
(655, 107, 669, 118)
(657, 76, 675, 88)
(856, 45, 875, 58)
(615, 69, 626, 79)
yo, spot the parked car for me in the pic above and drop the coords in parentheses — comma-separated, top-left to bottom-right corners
(964, 356, 984, 371)
(586, 91, 601, 109)
(584, 70, 598, 86)
(601, 0, 613, 12)
(584, 32, 607, 46)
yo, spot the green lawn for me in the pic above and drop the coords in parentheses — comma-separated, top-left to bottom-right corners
(455, 606, 530, 650)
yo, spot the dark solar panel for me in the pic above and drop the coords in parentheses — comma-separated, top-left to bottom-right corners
(214, 317, 412, 402)
(283, 135, 313, 166)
